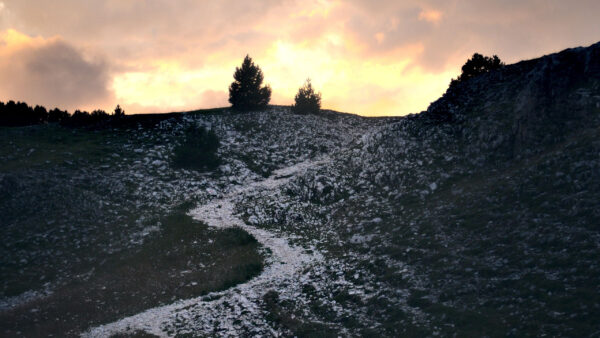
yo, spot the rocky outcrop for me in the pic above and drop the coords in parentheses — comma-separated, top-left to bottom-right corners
(424, 41, 600, 158)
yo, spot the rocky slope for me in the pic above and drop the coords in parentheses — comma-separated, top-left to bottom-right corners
(234, 41, 600, 336)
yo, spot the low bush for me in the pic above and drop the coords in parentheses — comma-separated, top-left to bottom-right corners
(172, 126, 220, 170)
(450, 53, 504, 87)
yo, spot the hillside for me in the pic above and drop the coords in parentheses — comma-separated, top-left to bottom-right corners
(1, 41, 600, 337)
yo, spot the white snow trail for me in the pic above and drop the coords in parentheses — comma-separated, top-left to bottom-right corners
(83, 157, 328, 337)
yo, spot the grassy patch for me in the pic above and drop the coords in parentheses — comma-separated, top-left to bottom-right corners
(0, 125, 130, 172)
(0, 210, 264, 337)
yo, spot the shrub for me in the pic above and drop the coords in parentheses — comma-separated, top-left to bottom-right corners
(292, 78, 322, 114)
(172, 126, 220, 171)
(228, 55, 272, 111)
(451, 53, 504, 87)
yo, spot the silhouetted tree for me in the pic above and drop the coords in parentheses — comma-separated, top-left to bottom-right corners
(451, 53, 504, 87)
(90, 109, 109, 124)
(229, 55, 271, 111)
(48, 108, 70, 123)
(293, 79, 322, 114)
(113, 104, 125, 118)
(91, 109, 107, 117)
(33, 105, 48, 124)
(67, 110, 92, 126)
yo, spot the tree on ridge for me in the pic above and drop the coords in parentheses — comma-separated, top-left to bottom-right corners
(228, 55, 271, 111)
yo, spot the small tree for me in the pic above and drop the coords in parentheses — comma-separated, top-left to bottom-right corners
(229, 55, 271, 111)
(293, 79, 322, 114)
(292, 79, 322, 114)
(451, 53, 504, 86)
(113, 104, 125, 118)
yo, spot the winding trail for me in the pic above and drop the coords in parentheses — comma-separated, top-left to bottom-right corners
(84, 158, 328, 337)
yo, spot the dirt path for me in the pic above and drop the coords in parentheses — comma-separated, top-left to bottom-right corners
(83, 158, 328, 337)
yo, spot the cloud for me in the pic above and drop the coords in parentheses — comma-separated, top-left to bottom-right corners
(199, 89, 228, 109)
(0, 0, 284, 66)
(1, 1, 600, 116)
(418, 9, 442, 23)
(337, 0, 600, 71)
(0, 29, 113, 111)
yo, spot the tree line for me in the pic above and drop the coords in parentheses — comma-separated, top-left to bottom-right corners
(0, 101, 125, 127)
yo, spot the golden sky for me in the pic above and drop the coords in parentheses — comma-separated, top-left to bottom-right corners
(0, 0, 599, 116)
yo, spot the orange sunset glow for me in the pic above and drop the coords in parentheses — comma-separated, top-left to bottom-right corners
(0, 1, 599, 116)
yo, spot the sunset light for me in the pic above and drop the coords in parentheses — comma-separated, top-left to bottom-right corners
(1, 1, 599, 115)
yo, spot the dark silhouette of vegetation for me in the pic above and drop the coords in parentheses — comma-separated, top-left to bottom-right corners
(426, 53, 505, 123)
(0, 101, 59, 126)
(229, 55, 272, 111)
(92, 109, 109, 119)
(68, 109, 91, 126)
(33, 105, 48, 123)
(113, 104, 125, 118)
(172, 126, 220, 171)
(48, 107, 70, 123)
(292, 79, 322, 114)
(0, 101, 129, 128)
(450, 53, 504, 87)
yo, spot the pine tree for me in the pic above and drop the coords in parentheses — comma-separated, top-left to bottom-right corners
(229, 55, 272, 111)
(113, 104, 125, 118)
(293, 78, 322, 114)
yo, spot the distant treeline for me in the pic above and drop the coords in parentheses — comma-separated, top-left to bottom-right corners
(0, 100, 127, 127)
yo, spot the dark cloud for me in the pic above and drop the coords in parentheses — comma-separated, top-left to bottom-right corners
(0, 33, 113, 110)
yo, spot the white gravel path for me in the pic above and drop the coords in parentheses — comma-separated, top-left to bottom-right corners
(83, 158, 328, 337)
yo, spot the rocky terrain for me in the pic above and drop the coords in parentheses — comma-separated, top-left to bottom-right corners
(1, 41, 599, 337)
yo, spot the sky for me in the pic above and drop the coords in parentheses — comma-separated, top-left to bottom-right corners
(0, 1, 598, 116)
